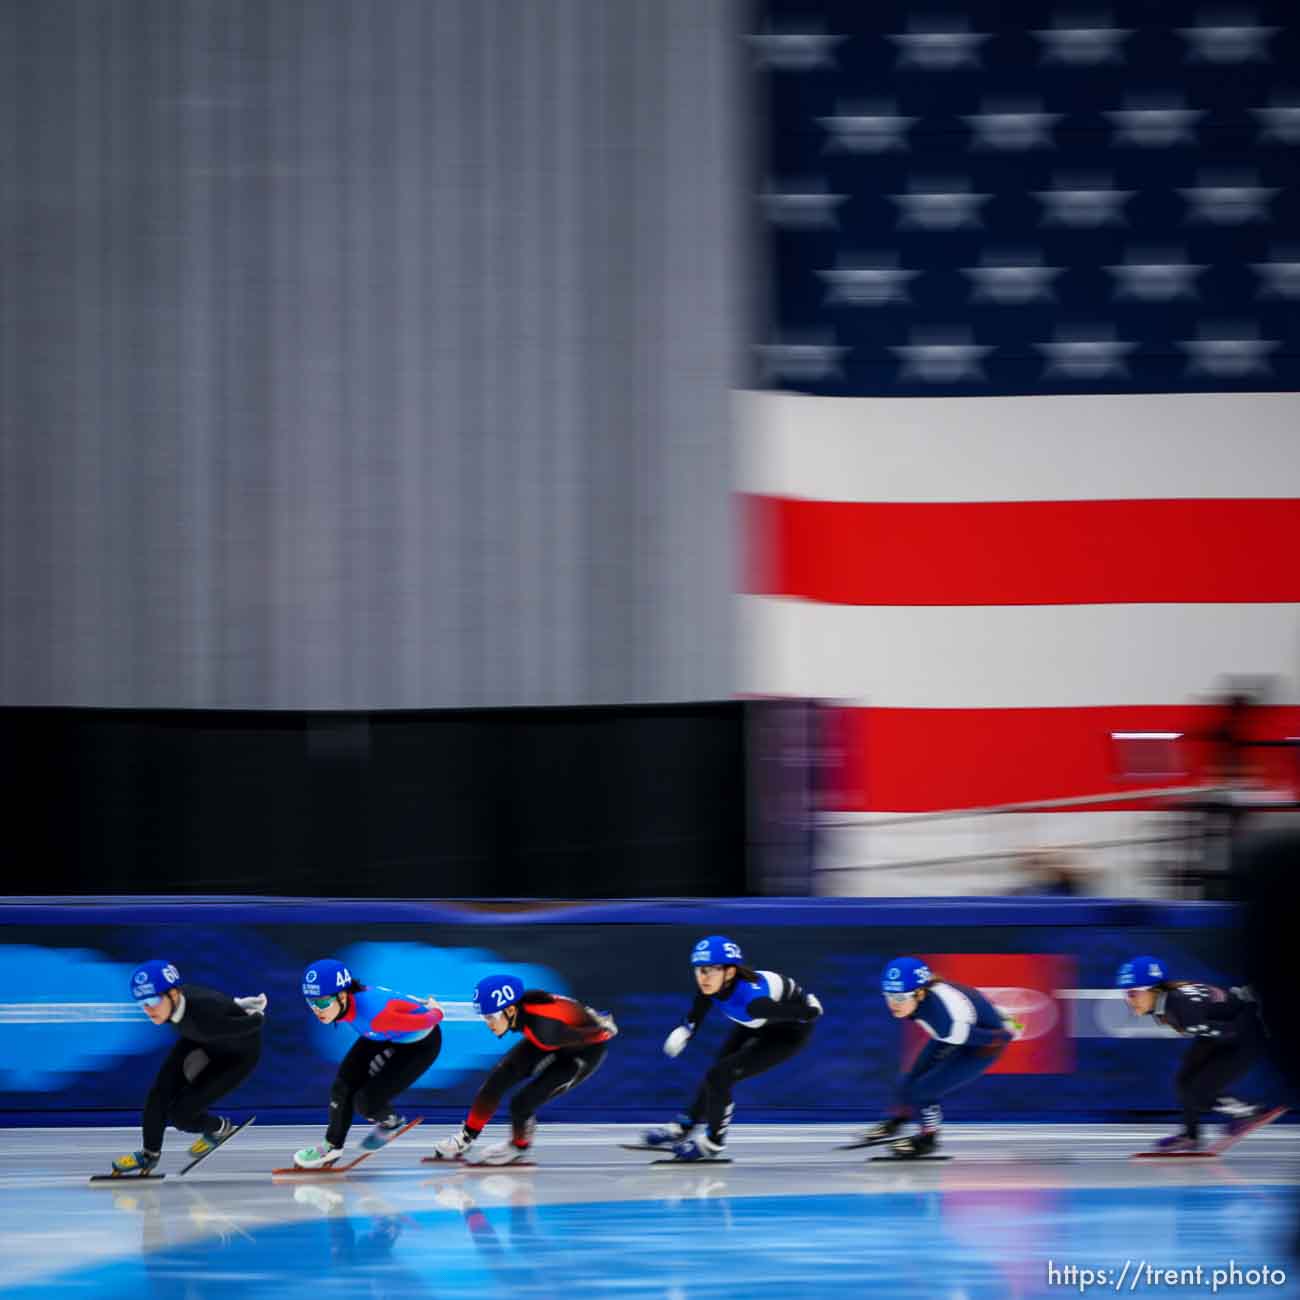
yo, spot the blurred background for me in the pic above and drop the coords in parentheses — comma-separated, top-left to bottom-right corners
(1, 0, 1297, 904)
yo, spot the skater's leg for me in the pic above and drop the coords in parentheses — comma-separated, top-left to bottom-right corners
(326, 1038, 387, 1149)
(899, 1042, 1003, 1115)
(699, 1022, 812, 1146)
(353, 1028, 442, 1140)
(141, 1041, 193, 1154)
(168, 1044, 261, 1137)
(508, 1044, 606, 1143)
(1174, 1040, 1225, 1141)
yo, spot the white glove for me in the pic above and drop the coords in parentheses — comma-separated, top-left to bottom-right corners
(590, 1008, 619, 1038)
(434, 1129, 475, 1160)
(805, 993, 823, 1019)
(1002, 1014, 1025, 1041)
(424, 996, 442, 1012)
(663, 1026, 692, 1058)
(234, 993, 268, 1016)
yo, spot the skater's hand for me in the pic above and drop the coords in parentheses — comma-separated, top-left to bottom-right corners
(592, 1009, 619, 1038)
(805, 993, 823, 1019)
(234, 994, 267, 1016)
(663, 1026, 691, 1058)
(1002, 1015, 1025, 1041)
(424, 996, 442, 1012)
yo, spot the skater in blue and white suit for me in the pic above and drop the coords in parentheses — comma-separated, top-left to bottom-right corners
(863, 957, 1017, 1159)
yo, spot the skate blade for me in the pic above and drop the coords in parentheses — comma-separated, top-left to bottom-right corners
(834, 1138, 892, 1151)
(1131, 1150, 1217, 1159)
(274, 1116, 424, 1176)
(420, 1155, 466, 1165)
(179, 1116, 256, 1175)
(866, 1155, 951, 1163)
(619, 1143, 668, 1152)
(651, 1158, 733, 1166)
(89, 1171, 165, 1183)
(458, 1161, 537, 1171)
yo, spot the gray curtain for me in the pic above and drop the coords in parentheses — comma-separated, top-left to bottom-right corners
(0, 0, 743, 707)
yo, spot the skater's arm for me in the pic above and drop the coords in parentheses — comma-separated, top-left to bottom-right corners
(464, 1041, 541, 1135)
(180, 988, 266, 1043)
(518, 996, 614, 1050)
(744, 974, 823, 1024)
(918, 984, 1011, 1047)
(370, 998, 445, 1036)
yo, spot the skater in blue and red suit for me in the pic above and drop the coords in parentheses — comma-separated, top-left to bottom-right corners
(1117, 954, 1283, 1153)
(862, 957, 1018, 1159)
(432, 975, 617, 1166)
(294, 958, 444, 1169)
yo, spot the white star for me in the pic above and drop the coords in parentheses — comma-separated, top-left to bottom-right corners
(1106, 106, 1203, 148)
(891, 330, 993, 383)
(818, 260, 921, 306)
(1251, 105, 1300, 145)
(890, 184, 991, 231)
(819, 105, 917, 154)
(963, 258, 1063, 304)
(1034, 26, 1131, 65)
(746, 28, 846, 70)
(1179, 332, 1278, 378)
(964, 109, 1061, 151)
(759, 180, 847, 229)
(1106, 256, 1206, 301)
(888, 29, 990, 69)
(1037, 332, 1137, 380)
(1251, 259, 1300, 299)
(1180, 179, 1276, 225)
(1178, 24, 1277, 63)
(754, 337, 850, 383)
(1036, 183, 1133, 228)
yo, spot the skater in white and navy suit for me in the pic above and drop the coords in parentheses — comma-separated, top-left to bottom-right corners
(111, 959, 266, 1177)
(864, 957, 1016, 1159)
(1118, 955, 1282, 1153)
(642, 935, 823, 1162)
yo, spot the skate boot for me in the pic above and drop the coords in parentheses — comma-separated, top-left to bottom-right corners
(1221, 1104, 1284, 1142)
(361, 1113, 408, 1151)
(642, 1114, 694, 1149)
(111, 1149, 161, 1177)
(432, 1127, 476, 1162)
(293, 1141, 342, 1170)
(1151, 1131, 1201, 1154)
(854, 1116, 904, 1147)
(475, 1139, 533, 1166)
(670, 1134, 726, 1162)
(889, 1122, 940, 1160)
(188, 1116, 236, 1158)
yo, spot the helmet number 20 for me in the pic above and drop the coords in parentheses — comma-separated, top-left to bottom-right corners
(492, 985, 516, 1007)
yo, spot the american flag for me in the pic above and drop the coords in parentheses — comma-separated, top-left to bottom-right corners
(740, 1, 1300, 855)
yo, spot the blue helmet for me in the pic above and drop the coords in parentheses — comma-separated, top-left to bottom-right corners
(473, 974, 523, 1017)
(130, 959, 181, 1003)
(1116, 955, 1166, 989)
(691, 936, 744, 966)
(303, 959, 354, 1000)
(881, 957, 932, 995)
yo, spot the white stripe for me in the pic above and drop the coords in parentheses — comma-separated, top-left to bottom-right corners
(738, 596, 1300, 707)
(930, 984, 976, 1045)
(736, 390, 1300, 502)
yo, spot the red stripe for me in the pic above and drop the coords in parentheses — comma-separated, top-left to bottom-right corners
(743, 495, 1300, 605)
(827, 705, 1300, 812)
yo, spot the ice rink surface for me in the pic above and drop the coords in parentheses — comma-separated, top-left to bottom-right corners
(0, 1123, 1296, 1298)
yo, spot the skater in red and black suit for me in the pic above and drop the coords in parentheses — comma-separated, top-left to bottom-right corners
(1118, 954, 1284, 1153)
(432, 975, 616, 1165)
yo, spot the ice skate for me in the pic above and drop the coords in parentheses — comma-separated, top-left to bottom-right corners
(473, 1140, 533, 1166)
(293, 1141, 342, 1170)
(361, 1113, 408, 1151)
(188, 1116, 236, 1159)
(667, 1134, 727, 1163)
(429, 1128, 475, 1162)
(110, 1149, 160, 1178)
(888, 1130, 939, 1160)
(630, 1114, 693, 1151)
(840, 1117, 903, 1149)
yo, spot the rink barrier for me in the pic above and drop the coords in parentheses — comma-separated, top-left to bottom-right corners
(0, 896, 1282, 1127)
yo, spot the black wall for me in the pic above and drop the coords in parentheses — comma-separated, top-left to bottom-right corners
(1, 704, 748, 897)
